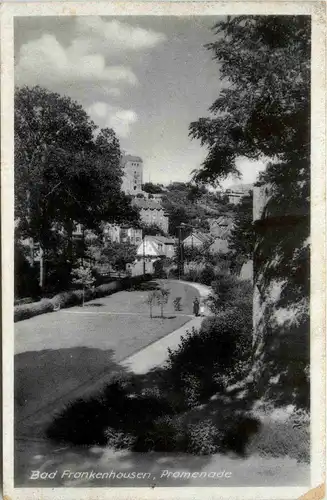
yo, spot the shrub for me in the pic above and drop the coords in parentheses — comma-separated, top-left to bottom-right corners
(14, 243, 41, 299)
(173, 297, 182, 311)
(47, 377, 175, 447)
(131, 414, 190, 453)
(46, 396, 111, 445)
(165, 308, 253, 406)
(14, 297, 34, 306)
(14, 274, 154, 322)
(14, 298, 54, 322)
(219, 414, 262, 457)
(207, 272, 252, 314)
(183, 268, 200, 282)
(186, 419, 221, 455)
(105, 427, 136, 450)
(199, 265, 216, 286)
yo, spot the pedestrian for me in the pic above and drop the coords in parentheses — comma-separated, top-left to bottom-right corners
(193, 297, 199, 316)
(200, 300, 205, 317)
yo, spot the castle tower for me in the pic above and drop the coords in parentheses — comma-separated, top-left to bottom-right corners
(121, 155, 143, 195)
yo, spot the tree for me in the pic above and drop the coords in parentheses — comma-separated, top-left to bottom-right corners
(137, 223, 166, 237)
(186, 183, 208, 202)
(189, 16, 310, 184)
(102, 241, 137, 273)
(161, 202, 189, 237)
(228, 192, 254, 262)
(154, 286, 171, 319)
(145, 291, 156, 318)
(161, 257, 176, 279)
(189, 16, 310, 408)
(15, 86, 139, 287)
(142, 183, 163, 194)
(71, 265, 96, 306)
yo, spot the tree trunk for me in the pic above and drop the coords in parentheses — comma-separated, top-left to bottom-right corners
(66, 219, 73, 264)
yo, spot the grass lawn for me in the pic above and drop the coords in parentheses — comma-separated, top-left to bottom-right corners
(15, 279, 199, 438)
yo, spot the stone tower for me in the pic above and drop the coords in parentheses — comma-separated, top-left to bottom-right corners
(121, 155, 143, 195)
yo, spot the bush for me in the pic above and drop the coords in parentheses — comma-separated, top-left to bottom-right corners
(14, 298, 54, 322)
(186, 419, 221, 455)
(47, 377, 175, 447)
(183, 268, 200, 282)
(14, 297, 34, 306)
(14, 243, 41, 299)
(207, 272, 252, 314)
(14, 274, 154, 322)
(199, 265, 216, 286)
(47, 396, 112, 445)
(173, 297, 182, 311)
(165, 308, 253, 406)
(105, 427, 135, 450)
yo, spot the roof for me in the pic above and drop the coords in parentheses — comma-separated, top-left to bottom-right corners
(208, 216, 234, 238)
(132, 199, 165, 210)
(209, 215, 233, 226)
(121, 155, 143, 165)
(145, 235, 176, 245)
(184, 231, 211, 244)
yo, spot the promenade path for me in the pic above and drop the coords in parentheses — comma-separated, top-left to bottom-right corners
(122, 280, 211, 374)
(15, 280, 309, 488)
(15, 280, 208, 439)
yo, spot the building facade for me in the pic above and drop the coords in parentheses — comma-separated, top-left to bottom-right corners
(136, 235, 176, 259)
(103, 223, 142, 246)
(121, 155, 143, 195)
(183, 231, 211, 248)
(225, 184, 253, 205)
(132, 198, 169, 234)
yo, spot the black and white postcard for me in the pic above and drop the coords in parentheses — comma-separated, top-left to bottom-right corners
(1, 1, 326, 499)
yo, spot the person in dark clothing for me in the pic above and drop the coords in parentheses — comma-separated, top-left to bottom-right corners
(193, 297, 200, 316)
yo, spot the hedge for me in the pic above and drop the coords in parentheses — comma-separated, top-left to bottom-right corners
(14, 273, 153, 322)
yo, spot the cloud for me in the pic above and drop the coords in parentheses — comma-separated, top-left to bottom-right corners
(15, 34, 138, 89)
(87, 101, 138, 138)
(15, 18, 166, 91)
(106, 88, 121, 97)
(73, 17, 166, 55)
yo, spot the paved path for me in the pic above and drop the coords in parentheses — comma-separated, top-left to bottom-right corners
(121, 281, 211, 374)
(15, 280, 209, 438)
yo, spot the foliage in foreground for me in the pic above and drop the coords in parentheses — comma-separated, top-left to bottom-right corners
(46, 277, 309, 462)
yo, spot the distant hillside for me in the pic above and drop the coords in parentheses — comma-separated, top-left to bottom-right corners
(144, 182, 236, 237)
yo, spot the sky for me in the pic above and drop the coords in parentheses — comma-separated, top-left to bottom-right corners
(15, 15, 266, 188)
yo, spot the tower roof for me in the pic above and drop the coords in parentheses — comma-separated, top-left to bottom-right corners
(121, 155, 143, 165)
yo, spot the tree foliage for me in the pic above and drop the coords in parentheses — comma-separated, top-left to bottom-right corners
(71, 265, 95, 306)
(137, 223, 167, 237)
(228, 192, 254, 261)
(189, 16, 310, 409)
(15, 85, 139, 287)
(142, 182, 164, 194)
(189, 16, 310, 184)
(101, 241, 137, 272)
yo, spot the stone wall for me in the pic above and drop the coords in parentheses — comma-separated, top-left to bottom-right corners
(252, 184, 310, 408)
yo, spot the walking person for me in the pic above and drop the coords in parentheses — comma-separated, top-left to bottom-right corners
(193, 297, 199, 317)
(199, 300, 205, 317)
